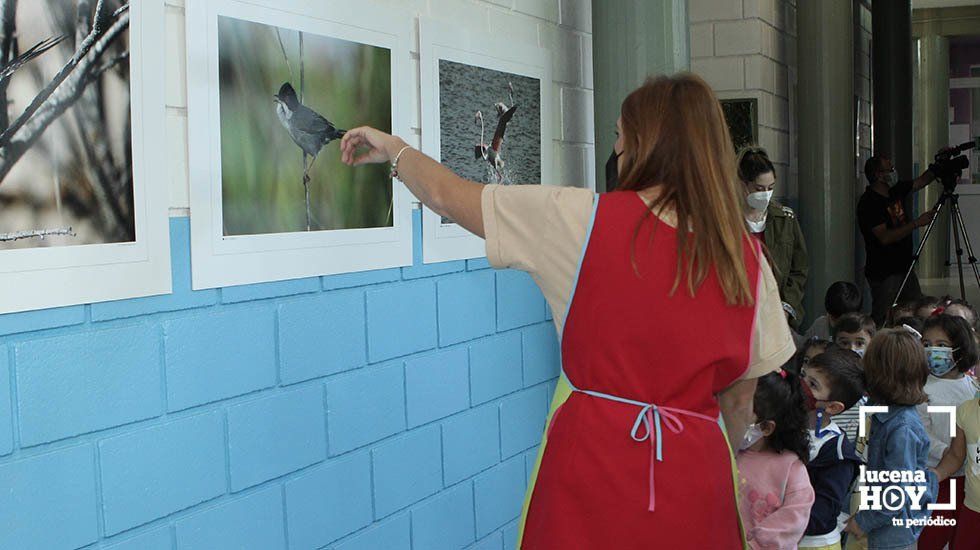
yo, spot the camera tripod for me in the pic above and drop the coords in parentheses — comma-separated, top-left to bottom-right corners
(893, 185, 980, 307)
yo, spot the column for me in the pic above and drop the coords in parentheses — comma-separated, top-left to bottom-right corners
(914, 24, 950, 279)
(797, 0, 855, 322)
(591, 0, 689, 192)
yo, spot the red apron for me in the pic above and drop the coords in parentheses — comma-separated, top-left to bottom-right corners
(518, 191, 762, 549)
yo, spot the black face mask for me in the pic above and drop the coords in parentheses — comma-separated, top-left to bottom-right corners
(606, 149, 622, 191)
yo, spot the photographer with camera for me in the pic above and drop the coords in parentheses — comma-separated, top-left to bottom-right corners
(858, 153, 947, 326)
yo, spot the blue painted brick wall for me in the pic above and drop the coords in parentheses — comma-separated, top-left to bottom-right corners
(0, 445, 99, 549)
(405, 348, 470, 427)
(372, 425, 443, 518)
(0, 347, 12, 456)
(410, 483, 476, 550)
(474, 458, 527, 538)
(442, 405, 500, 486)
(15, 325, 162, 446)
(226, 386, 327, 491)
(104, 527, 173, 550)
(99, 411, 227, 535)
(0, 217, 559, 549)
(175, 487, 286, 550)
(164, 307, 277, 412)
(278, 291, 367, 385)
(331, 514, 412, 550)
(285, 452, 373, 549)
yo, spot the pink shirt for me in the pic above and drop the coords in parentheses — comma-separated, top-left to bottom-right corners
(737, 449, 815, 549)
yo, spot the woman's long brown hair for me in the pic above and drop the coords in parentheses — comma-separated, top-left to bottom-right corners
(616, 73, 754, 306)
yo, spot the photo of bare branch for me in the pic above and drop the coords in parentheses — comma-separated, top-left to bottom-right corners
(0, 0, 134, 250)
(218, 16, 392, 236)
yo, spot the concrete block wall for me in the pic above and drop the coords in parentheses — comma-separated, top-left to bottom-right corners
(689, 0, 799, 206)
(0, 0, 593, 548)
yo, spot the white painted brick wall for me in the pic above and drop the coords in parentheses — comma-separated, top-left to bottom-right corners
(688, 0, 799, 204)
(688, 0, 742, 23)
(691, 57, 745, 91)
(164, 0, 594, 213)
(690, 22, 714, 58)
(714, 19, 763, 56)
(559, 0, 591, 32)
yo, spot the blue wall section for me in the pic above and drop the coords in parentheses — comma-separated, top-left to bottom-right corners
(0, 216, 558, 550)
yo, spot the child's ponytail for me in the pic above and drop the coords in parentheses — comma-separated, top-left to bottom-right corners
(754, 367, 811, 463)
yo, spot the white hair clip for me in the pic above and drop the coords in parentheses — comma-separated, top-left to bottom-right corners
(902, 324, 922, 339)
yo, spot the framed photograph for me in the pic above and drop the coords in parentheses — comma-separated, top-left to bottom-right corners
(185, 0, 413, 290)
(419, 18, 554, 264)
(0, 0, 170, 314)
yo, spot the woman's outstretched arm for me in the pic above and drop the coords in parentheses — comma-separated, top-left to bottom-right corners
(340, 126, 486, 238)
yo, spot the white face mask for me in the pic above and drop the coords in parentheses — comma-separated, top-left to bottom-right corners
(740, 423, 765, 451)
(746, 190, 773, 211)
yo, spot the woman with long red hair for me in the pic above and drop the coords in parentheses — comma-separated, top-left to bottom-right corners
(340, 73, 795, 549)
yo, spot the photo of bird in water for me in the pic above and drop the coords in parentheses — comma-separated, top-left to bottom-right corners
(218, 15, 392, 236)
(273, 82, 347, 184)
(437, 59, 540, 224)
(474, 82, 518, 183)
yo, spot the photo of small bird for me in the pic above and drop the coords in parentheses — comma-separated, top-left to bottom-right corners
(474, 82, 517, 182)
(273, 82, 347, 184)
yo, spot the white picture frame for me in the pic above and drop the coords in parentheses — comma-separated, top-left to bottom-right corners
(419, 18, 555, 264)
(0, 0, 171, 315)
(185, 0, 413, 290)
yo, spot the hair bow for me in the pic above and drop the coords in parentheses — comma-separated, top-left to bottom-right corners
(902, 324, 923, 339)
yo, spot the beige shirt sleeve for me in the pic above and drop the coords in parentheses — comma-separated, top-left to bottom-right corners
(742, 256, 798, 379)
(481, 184, 596, 334)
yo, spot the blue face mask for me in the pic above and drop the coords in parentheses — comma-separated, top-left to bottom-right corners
(925, 346, 957, 376)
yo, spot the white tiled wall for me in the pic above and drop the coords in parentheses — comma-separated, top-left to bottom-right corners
(163, 0, 595, 217)
(689, 0, 798, 204)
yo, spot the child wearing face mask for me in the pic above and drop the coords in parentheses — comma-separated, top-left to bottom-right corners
(832, 314, 877, 357)
(737, 368, 816, 549)
(843, 329, 938, 550)
(832, 314, 876, 443)
(799, 349, 865, 550)
(915, 314, 980, 550)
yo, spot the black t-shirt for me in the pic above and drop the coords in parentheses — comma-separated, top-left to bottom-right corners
(857, 180, 914, 280)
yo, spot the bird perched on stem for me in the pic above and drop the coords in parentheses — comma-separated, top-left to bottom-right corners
(273, 82, 346, 184)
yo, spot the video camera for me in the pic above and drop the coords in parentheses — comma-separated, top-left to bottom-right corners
(930, 138, 979, 190)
